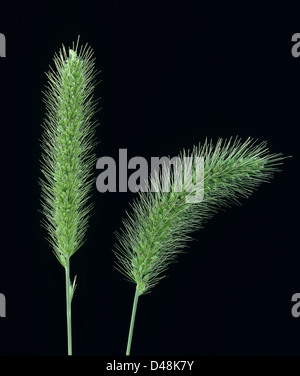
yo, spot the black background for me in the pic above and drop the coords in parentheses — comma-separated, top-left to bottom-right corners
(0, 1, 299, 356)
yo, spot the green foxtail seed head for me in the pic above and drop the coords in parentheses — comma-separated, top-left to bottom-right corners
(40, 39, 99, 268)
(114, 137, 286, 296)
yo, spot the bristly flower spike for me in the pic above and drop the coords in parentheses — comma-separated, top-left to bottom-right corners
(40, 36, 99, 355)
(114, 137, 288, 355)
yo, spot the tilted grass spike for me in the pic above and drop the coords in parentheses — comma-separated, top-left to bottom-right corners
(114, 137, 287, 355)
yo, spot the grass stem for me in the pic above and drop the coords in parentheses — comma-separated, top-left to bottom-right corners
(65, 258, 72, 355)
(126, 288, 139, 356)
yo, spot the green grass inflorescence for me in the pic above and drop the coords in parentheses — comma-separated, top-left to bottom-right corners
(40, 38, 99, 355)
(114, 137, 286, 355)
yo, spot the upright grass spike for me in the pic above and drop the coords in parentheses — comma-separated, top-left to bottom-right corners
(40, 37, 99, 355)
(114, 137, 287, 355)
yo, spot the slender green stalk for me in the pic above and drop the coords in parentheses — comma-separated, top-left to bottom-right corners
(114, 137, 287, 354)
(40, 37, 99, 355)
(65, 258, 72, 355)
(126, 288, 140, 356)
